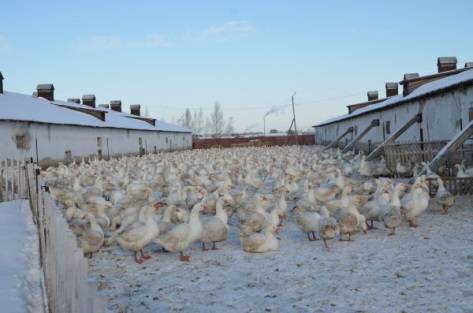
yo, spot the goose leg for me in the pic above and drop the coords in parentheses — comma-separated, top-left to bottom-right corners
(442, 204, 448, 215)
(323, 238, 330, 251)
(348, 233, 352, 241)
(312, 232, 318, 241)
(307, 232, 315, 241)
(211, 242, 219, 250)
(134, 252, 143, 264)
(179, 251, 190, 262)
(388, 228, 396, 236)
(202, 242, 208, 251)
(141, 249, 151, 260)
(408, 219, 418, 228)
(368, 220, 377, 230)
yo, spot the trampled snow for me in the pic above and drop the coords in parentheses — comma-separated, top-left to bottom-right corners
(89, 196, 473, 313)
(0, 200, 43, 313)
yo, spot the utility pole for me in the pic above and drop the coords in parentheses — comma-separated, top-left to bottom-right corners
(291, 92, 298, 145)
(263, 115, 266, 136)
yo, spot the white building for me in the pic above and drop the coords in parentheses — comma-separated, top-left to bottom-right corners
(0, 76, 192, 165)
(313, 57, 473, 153)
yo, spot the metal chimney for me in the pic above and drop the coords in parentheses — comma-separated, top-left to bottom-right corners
(437, 57, 457, 73)
(67, 98, 81, 104)
(130, 104, 141, 116)
(36, 84, 55, 101)
(0, 72, 3, 94)
(465, 62, 473, 69)
(110, 100, 122, 112)
(98, 104, 110, 109)
(367, 91, 378, 101)
(82, 94, 96, 108)
(385, 82, 398, 97)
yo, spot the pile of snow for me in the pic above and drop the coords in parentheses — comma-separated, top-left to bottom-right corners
(89, 196, 473, 312)
(0, 200, 43, 313)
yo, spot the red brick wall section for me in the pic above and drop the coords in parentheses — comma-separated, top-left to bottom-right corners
(192, 134, 315, 149)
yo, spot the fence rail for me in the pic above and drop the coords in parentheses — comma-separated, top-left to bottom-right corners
(384, 140, 447, 173)
(1, 160, 107, 313)
(0, 159, 28, 202)
(384, 140, 473, 175)
(427, 176, 473, 197)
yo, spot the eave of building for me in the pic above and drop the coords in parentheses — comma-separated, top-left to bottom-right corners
(313, 71, 473, 128)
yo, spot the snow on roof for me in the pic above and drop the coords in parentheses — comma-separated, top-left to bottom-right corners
(314, 68, 473, 127)
(0, 91, 191, 133)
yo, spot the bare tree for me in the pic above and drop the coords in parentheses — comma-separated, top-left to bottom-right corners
(193, 108, 205, 134)
(178, 108, 193, 129)
(225, 116, 235, 135)
(208, 102, 225, 137)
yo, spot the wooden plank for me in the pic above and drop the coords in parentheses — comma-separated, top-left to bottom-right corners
(324, 127, 353, 150)
(342, 119, 380, 153)
(427, 120, 473, 173)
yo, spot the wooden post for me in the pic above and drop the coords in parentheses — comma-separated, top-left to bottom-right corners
(342, 119, 380, 153)
(324, 127, 354, 151)
(425, 119, 473, 173)
(366, 113, 422, 161)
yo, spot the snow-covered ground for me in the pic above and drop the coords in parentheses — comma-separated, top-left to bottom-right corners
(90, 196, 473, 313)
(0, 200, 43, 313)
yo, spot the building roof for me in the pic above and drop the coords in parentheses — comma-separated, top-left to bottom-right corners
(314, 68, 473, 127)
(0, 91, 192, 133)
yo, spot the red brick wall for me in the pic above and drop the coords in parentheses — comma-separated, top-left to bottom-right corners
(192, 134, 315, 149)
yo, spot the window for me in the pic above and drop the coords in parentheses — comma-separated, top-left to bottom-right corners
(97, 137, 102, 147)
(165, 137, 169, 144)
(385, 121, 391, 135)
(138, 137, 143, 145)
(15, 135, 27, 149)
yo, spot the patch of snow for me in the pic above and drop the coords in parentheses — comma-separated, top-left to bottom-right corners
(0, 200, 43, 313)
(0, 91, 191, 133)
(89, 196, 473, 313)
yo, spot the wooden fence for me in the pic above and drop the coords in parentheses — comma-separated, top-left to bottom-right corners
(427, 176, 473, 197)
(384, 140, 447, 173)
(384, 140, 473, 175)
(0, 160, 28, 202)
(0, 161, 107, 313)
(193, 134, 315, 149)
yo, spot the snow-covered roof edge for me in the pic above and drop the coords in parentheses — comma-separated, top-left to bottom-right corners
(0, 91, 192, 133)
(313, 68, 473, 128)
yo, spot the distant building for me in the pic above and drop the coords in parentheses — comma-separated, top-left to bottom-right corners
(313, 57, 473, 153)
(0, 74, 192, 165)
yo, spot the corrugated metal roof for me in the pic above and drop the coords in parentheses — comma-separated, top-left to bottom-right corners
(314, 68, 473, 127)
(0, 91, 192, 133)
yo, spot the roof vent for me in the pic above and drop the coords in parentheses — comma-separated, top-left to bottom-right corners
(82, 94, 96, 108)
(367, 91, 378, 101)
(385, 82, 398, 97)
(0, 72, 3, 94)
(403, 73, 419, 81)
(98, 104, 110, 109)
(67, 98, 80, 104)
(110, 100, 122, 112)
(130, 104, 141, 116)
(437, 56, 457, 73)
(36, 84, 55, 101)
(465, 62, 473, 69)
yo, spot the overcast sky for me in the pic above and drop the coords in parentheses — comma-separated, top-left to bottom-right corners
(1, 0, 473, 132)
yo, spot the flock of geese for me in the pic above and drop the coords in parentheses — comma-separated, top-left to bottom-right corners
(43, 146, 466, 264)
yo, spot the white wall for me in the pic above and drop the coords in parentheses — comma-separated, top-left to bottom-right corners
(314, 85, 473, 149)
(0, 121, 192, 163)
